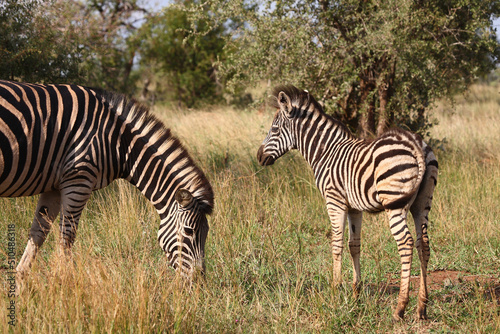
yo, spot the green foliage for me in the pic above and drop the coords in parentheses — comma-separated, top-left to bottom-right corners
(0, 0, 82, 83)
(137, 0, 226, 107)
(0, 0, 228, 106)
(2, 0, 498, 114)
(185, 0, 500, 138)
(0, 0, 147, 93)
(77, 0, 147, 94)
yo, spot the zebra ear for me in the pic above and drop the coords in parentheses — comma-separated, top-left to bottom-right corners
(175, 188, 194, 208)
(277, 91, 293, 116)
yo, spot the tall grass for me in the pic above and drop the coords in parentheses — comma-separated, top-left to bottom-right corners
(1, 83, 499, 332)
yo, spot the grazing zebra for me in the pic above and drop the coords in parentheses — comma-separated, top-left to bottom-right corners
(0, 80, 214, 282)
(257, 85, 438, 320)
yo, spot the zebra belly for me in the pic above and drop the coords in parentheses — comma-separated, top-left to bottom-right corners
(346, 184, 384, 213)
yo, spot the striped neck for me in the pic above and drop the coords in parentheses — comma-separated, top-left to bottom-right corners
(96, 91, 213, 216)
(124, 137, 213, 216)
(293, 107, 353, 171)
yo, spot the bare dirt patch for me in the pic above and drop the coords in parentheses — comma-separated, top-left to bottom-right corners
(379, 270, 500, 302)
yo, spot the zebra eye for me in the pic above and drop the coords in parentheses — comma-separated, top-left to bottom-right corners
(183, 226, 194, 236)
(271, 126, 280, 134)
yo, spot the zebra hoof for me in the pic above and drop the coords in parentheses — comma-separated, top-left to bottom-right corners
(417, 307, 428, 320)
(14, 273, 25, 296)
(352, 282, 361, 298)
(392, 309, 405, 321)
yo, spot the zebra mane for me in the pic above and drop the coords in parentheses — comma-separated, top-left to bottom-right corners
(270, 85, 352, 135)
(270, 85, 325, 114)
(93, 89, 214, 215)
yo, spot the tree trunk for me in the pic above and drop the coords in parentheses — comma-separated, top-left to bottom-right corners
(357, 76, 376, 138)
(121, 50, 136, 93)
(376, 59, 396, 136)
(358, 96, 375, 138)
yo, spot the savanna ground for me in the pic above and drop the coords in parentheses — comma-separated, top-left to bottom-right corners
(0, 82, 499, 333)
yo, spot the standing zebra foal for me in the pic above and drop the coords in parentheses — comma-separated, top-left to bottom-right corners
(0, 80, 213, 283)
(257, 85, 438, 320)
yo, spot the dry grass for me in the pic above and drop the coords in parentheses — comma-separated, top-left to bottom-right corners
(432, 83, 500, 164)
(1, 82, 499, 333)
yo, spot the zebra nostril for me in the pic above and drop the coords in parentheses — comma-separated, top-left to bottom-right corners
(260, 155, 274, 166)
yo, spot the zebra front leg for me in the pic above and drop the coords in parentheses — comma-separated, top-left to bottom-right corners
(387, 208, 414, 321)
(58, 185, 93, 250)
(327, 204, 347, 286)
(347, 210, 362, 295)
(16, 191, 61, 287)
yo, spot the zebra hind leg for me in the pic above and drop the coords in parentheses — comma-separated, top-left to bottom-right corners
(16, 191, 61, 290)
(410, 150, 438, 320)
(386, 207, 414, 321)
(347, 210, 362, 295)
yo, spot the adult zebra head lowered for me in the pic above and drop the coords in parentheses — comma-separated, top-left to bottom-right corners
(257, 85, 438, 321)
(164, 188, 211, 276)
(0, 80, 214, 283)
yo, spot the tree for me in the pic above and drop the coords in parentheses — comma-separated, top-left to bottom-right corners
(186, 0, 500, 137)
(0, 0, 147, 94)
(137, 0, 227, 107)
(0, 0, 82, 83)
(77, 0, 148, 93)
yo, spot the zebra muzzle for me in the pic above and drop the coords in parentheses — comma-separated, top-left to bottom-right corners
(194, 257, 206, 277)
(257, 146, 275, 166)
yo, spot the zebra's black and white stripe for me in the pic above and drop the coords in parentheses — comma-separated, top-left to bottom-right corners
(0, 80, 214, 280)
(257, 85, 438, 320)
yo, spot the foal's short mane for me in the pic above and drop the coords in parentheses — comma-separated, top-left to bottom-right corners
(92, 88, 214, 214)
(270, 85, 352, 137)
(270, 85, 325, 114)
